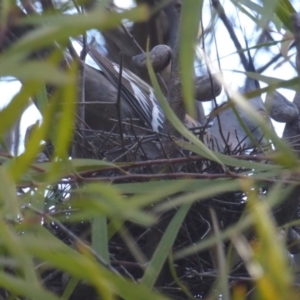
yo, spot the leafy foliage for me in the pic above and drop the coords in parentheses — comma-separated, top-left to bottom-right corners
(0, 0, 299, 299)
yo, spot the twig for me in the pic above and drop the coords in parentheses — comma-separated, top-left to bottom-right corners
(211, 0, 249, 70)
(115, 15, 168, 94)
(257, 53, 282, 73)
(188, 269, 252, 281)
(201, 19, 230, 153)
(20, 0, 36, 14)
(76, 101, 115, 105)
(66, 173, 292, 184)
(111, 138, 141, 163)
(129, 121, 156, 174)
(116, 52, 126, 155)
(292, 14, 300, 80)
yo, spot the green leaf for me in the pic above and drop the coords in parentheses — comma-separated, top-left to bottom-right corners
(179, 0, 203, 117)
(141, 203, 191, 288)
(0, 271, 60, 300)
(125, 179, 192, 208)
(36, 84, 49, 113)
(211, 72, 299, 169)
(231, 0, 265, 20)
(92, 216, 110, 264)
(0, 167, 20, 218)
(174, 214, 253, 260)
(21, 227, 170, 300)
(260, 0, 280, 29)
(176, 140, 281, 171)
(146, 41, 224, 166)
(153, 178, 242, 213)
(245, 182, 295, 299)
(4, 6, 149, 61)
(274, 0, 296, 32)
(244, 71, 298, 88)
(61, 277, 80, 300)
(0, 82, 37, 139)
(116, 179, 195, 194)
(49, 62, 77, 176)
(0, 220, 39, 286)
(6, 83, 59, 181)
(0, 61, 74, 84)
(70, 183, 156, 226)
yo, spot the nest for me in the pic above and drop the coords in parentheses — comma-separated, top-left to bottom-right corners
(28, 122, 273, 300)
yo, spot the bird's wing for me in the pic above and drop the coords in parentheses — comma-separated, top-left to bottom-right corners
(83, 44, 164, 132)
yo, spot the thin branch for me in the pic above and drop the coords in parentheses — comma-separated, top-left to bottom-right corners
(201, 19, 230, 153)
(107, 7, 168, 94)
(17, 171, 300, 188)
(116, 52, 126, 154)
(211, 0, 249, 70)
(292, 14, 300, 80)
(257, 53, 282, 73)
(78, 153, 273, 175)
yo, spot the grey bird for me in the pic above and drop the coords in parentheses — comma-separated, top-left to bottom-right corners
(80, 44, 268, 159)
(208, 77, 270, 152)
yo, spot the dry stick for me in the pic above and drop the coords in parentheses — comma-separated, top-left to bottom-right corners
(111, 138, 141, 163)
(164, 0, 182, 50)
(162, 1, 185, 140)
(211, 0, 249, 71)
(57, 173, 296, 185)
(260, 41, 295, 74)
(257, 52, 282, 73)
(97, 124, 120, 150)
(82, 155, 210, 176)
(109, 118, 171, 137)
(201, 19, 230, 153)
(188, 269, 252, 281)
(129, 121, 156, 174)
(116, 52, 126, 155)
(20, 0, 36, 14)
(78, 153, 270, 176)
(41, 269, 61, 284)
(283, 15, 300, 148)
(16, 173, 299, 189)
(0, 150, 274, 175)
(109, 8, 168, 94)
(212, 0, 266, 154)
(40, 0, 56, 11)
(69, 36, 87, 159)
(292, 14, 300, 84)
(76, 101, 115, 105)
(69, 37, 97, 158)
(78, 36, 87, 157)
(240, 28, 284, 73)
(68, 39, 100, 159)
(73, 125, 87, 157)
